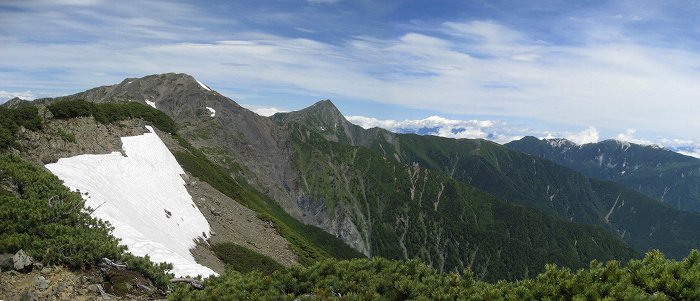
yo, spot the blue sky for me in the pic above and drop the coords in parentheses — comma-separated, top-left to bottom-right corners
(1, 0, 699, 155)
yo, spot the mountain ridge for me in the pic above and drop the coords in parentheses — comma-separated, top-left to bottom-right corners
(271, 94, 700, 260)
(24, 73, 643, 280)
(16, 73, 700, 281)
(506, 136, 700, 212)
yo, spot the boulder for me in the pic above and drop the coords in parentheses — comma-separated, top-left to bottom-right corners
(210, 206, 221, 216)
(13, 250, 34, 271)
(33, 275, 49, 290)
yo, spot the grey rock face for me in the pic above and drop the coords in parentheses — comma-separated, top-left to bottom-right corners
(13, 249, 33, 271)
(296, 195, 369, 256)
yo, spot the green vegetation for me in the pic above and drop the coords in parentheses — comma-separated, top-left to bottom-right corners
(274, 101, 700, 262)
(285, 123, 637, 281)
(384, 134, 700, 260)
(506, 136, 700, 213)
(171, 250, 700, 300)
(172, 139, 364, 265)
(57, 128, 76, 143)
(47, 99, 177, 133)
(0, 106, 42, 149)
(0, 154, 172, 288)
(212, 243, 283, 275)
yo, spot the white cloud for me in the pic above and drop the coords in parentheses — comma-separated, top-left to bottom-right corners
(677, 149, 700, 159)
(0, 90, 36, 103)
(1, 2, 699, 142)
(615, 129, 655, 145)
(345, 115, 700, 159)
(348, 115, 521, 144)
(615, 129, 700, 159)
(241, 104, 288, 117)
(546, 127, 600, 145)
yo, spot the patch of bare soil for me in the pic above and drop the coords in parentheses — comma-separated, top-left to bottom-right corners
(185, 175, 299, 270)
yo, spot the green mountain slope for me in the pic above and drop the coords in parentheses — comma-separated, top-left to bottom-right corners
(506, 136, 700, 212)
(284, 122, 636, 281)
(272, 100, 700, 260)
(379, 134, 700, 259)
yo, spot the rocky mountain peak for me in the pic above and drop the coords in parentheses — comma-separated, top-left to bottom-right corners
(309, 99, 341, 112)
(272, 99, 346, 126)
(271, 99, 370, 145)
(291, 99, 344, 121)
(506, 136, 576, 152)
(517, 136, 543, 144)
(1, 97, 32, 108)
(117, 72, 215, 95)
(544, 137, 577, 149)
(51, 72, 244, 121)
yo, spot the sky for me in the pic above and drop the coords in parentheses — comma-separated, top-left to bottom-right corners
(1, 0, 699, 156)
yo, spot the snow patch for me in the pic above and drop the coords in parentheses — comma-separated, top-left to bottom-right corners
(145, 99, 156, 109)
(45, 126, 216, 278)
(205, 107, 215, 117)
(196, 80, 211, 91)
(546, 138, 576, 149)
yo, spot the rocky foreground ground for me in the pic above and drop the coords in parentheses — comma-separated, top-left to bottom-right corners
(1, 250, 165, 301)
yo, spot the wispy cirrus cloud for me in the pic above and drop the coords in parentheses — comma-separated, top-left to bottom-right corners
(1, 0, 699, 145)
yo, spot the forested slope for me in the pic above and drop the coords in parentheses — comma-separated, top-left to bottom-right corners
(506, 136, 700, 212)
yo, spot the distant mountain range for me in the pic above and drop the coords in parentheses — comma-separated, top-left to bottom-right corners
(506, 137, 700, 213)
(342, 116, 700, 159)
(9, 73, 700, 282)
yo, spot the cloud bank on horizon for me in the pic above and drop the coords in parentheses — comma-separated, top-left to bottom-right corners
(1, 0, 699, 152)
(346, 115, 700, 159)
(246, 104, 700, 158)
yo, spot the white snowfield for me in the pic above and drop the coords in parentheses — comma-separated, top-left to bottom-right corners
(46, 126, 217, 278)
(205, 107, 216, 117)
(145, 99, 156, 109)
(196, 79, 211, 91)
